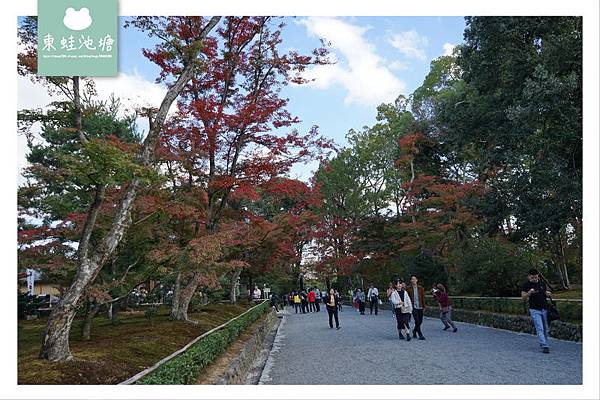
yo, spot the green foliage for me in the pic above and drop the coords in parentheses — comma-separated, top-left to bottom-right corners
(451, 237, 537, 296)
(19, 96, 142, 221)
(406, 251, 448, 290)
(60, 138, 157, 187)
(137, 301, 269, 384)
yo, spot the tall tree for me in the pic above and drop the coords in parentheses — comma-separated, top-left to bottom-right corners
(149, 16, 333, 313)
(19, 16, 221, 361)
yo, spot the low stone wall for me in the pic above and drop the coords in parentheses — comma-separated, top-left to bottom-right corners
(424, 307, 582, 342)
(213, 309, 279, 384)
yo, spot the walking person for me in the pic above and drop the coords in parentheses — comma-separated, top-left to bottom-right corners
(386, 282, 395, 319)
(407, 275, 426, 340)
(335, 290, 343, 312)
(314, 288, 321, 312)
(367, 284, 380, 315)
(354, 288, 366, 315)
(293, 291, 301, 314)
(270, 293, 279, 311)
(326, 288, 341, 329)
(300, 291, 308, 314)
(521, 268, 552, 353)
(390, 280, 413, 341)
(307, 289, 316, 312)
(252, 285, 262, 304)
(432, 284, 457, 332)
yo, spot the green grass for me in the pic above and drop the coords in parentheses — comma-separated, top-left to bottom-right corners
(18, 303, 252, 385)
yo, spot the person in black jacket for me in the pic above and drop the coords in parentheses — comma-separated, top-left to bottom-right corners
(325, 288, 341, 329)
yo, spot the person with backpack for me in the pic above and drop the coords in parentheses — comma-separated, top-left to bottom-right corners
(432, 284, 457, 332)
(367, 284, 380, 315)
(521, 268, 553, 353)
(390, 280, 413, 341)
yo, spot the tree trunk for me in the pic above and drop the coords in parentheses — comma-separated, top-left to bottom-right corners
(229, 268, 242, 303)
(170, 271, 182, 319)
(172, 272, 202, 321)
(82, 302, 100, 341)
(409, 158, 420, 240)
(557, 232, 571, 289)
(37, 17, 221, 362)
(39, 257, 100, 361)
(108, 302, 120, 325)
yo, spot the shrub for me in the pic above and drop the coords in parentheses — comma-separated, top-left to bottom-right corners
(452, 237, 536, 296)
(136, 301, 269, 384)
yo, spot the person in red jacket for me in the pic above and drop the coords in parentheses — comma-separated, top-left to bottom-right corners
(307, 289, 317, 312)
(432, 283, 457, 332)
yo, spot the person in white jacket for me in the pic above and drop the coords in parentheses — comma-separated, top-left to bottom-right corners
(390, 280, 413, 341)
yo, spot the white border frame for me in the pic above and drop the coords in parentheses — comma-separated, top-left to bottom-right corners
(2, 0, 598, 399)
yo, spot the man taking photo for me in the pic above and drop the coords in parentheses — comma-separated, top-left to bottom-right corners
(521, 268, 552, 353)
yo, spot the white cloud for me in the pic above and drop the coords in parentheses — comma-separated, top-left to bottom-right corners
(297, 17, 406, 107)
(442, 42, 456, 56)
(388, 60, 409, 71)
(388, 30, 428, 60)
(17, 71, 169, 185)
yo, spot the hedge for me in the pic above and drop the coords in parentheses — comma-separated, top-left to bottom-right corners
(425, 296, 581, 322)
(134, 301, 269, 385)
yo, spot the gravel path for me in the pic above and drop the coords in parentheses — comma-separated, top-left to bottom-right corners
(259, 305, 582, 385)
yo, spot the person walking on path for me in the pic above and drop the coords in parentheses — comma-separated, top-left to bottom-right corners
(335, 290, 343, 312)
(390, 280, 413, 341)
(367, 284, 380, 315)
(406, 275, 426, 340)
(270, 293, 280, 311)
(432, 284, 457, 332)
(307, 289, 317, 312)
(293, 291, 302, 314)
(252, 285, 262, 304)
(326, 288, 341, 329)
(314, 288, 321, 312)
(521, 268, 552, 353)
(386, 282, 395, 319)
(301, 291, 308, 314)
(354, 289, 366, 315)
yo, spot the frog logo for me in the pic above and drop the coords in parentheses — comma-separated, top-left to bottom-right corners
(62, 7, 93, 31)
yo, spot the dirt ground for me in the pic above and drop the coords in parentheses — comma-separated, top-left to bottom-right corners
(18, 303, 251, 385)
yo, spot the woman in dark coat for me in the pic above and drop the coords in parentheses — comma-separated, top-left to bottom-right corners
(325, 288, 341, 329)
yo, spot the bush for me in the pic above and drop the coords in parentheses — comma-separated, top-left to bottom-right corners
(136, 301, 269, 384)
(452, 237, 536, 296)
(425, 296, 581, 322)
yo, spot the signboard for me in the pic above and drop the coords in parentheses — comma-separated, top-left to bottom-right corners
(37, 0, 118, 76)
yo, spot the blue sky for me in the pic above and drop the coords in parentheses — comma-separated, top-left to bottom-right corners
(117, 16, 466, 180)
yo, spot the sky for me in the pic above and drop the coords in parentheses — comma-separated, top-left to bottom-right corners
(17, 16, 467, 183)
